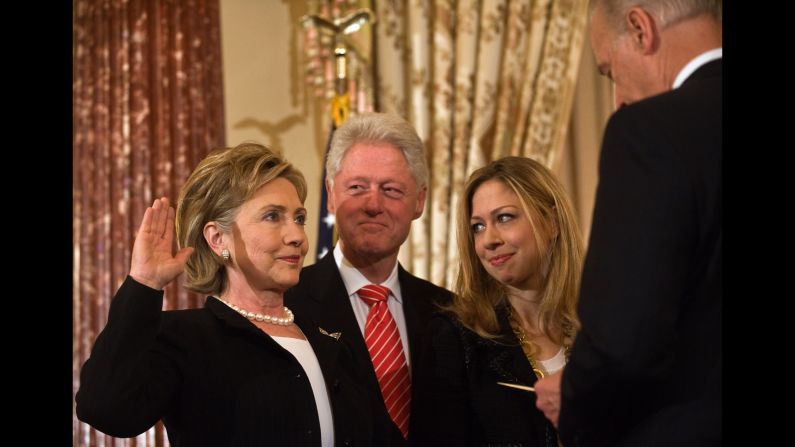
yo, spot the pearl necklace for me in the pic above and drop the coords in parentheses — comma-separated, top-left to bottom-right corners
(216, 297, 294, 326)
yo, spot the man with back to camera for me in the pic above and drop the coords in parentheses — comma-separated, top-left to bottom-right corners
(285, 112, 453, 444)
(534, 1, 722, 446)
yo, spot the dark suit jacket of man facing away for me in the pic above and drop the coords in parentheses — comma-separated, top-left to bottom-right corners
(559, 59, 722, 447)
(285, 251, 453, 443)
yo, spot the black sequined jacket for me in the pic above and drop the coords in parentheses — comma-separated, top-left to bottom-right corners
(412, 306, 559, 447)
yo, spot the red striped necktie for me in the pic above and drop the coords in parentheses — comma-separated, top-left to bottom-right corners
(358, 284, 411, 438)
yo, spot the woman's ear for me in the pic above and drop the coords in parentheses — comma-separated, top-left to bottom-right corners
(203, 221, 227, 256)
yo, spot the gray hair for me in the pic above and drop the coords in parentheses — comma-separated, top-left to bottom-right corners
(326, 112, 428, 189)
(590, 0, 721, 29)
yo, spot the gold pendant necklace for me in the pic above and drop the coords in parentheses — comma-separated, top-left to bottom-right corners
(507, 307, 546, 379)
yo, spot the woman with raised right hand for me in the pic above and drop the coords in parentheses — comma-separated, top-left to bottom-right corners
(76, 142, 402, 446)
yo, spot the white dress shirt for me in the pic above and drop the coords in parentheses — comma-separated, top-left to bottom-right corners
(271, 336, 334, 447)
(333, 244, 412, 368)
(673, 47, 722, 89)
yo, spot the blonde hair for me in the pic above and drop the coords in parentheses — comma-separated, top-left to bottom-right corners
(447, 156, 583, 346)
(175, 142, 307, 295)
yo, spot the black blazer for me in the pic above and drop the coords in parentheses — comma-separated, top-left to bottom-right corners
(76, 277, 401, 446)
(412, 308, 558, 447)
(559, 60, 722, 447)
(284, 252, 453, 443)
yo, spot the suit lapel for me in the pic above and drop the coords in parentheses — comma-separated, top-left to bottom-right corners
(397, 266, 419, 362)
(298, 313, 342, 381)
(398, 265, 444, 379)
(300, 256, 360, 333)
(303, 255, 380, 393)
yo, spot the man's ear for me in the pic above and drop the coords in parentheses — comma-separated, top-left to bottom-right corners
(625, 6, 658, 54)
(203, 221, 226, 256)
(325, 179, 337, 214)
(414, 187, 427, 219)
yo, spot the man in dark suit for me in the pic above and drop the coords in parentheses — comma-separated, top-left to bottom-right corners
(534, 1, 722, 446)
(285, 112, 453, 443)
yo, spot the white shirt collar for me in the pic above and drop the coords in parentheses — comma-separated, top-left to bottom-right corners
(673, 48, 722, 89)
(333, 244, 402, 303)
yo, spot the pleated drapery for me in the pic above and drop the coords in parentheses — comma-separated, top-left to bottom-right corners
(304, 0, 589, 289)
(386, 0, 589, 290)
(73, 1, 225, 445)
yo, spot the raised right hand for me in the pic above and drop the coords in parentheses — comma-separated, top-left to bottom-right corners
(129, 198, 194, 290)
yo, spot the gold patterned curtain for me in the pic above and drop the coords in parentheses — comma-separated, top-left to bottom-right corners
(377, 0, 589, 289)
(557, 44, 614, 245)
(303, 1, 588, 289)
(72, 0, 225, 445)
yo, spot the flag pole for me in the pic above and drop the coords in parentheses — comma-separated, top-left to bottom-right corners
(300, 9, 375, 261)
